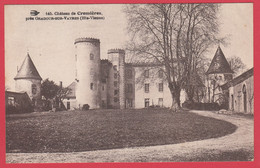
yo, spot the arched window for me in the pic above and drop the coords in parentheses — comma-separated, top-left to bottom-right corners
(90, 53, 94, 60)
(32, 84, 37, 95)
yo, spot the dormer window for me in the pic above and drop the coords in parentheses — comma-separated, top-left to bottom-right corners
(90, 53, 94, 60)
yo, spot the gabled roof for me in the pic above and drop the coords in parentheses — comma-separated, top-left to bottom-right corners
(14, 53, 42, 80)
(206, 46, 233, 75)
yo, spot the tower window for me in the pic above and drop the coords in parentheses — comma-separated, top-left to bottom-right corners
(144, 83, 149, 93)
(159, 83, 163, 92)
(90, 53, 94, 60)
(32, 84, 37, 95)
(114, 90, 118, 95)
(113, 65, 117, 70)
(114, 73, 117, 79)
(90, 83, 94, 90)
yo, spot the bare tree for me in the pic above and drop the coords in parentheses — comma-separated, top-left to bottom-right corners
(124, 4, 222, 110)
(227, 56, 247, 77)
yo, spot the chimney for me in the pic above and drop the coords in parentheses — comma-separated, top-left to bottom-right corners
(60, 81, 63, 88)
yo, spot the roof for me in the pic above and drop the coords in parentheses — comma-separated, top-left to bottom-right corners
(14, 53, 42, 80)
(206, 46, 233, 75)
(5, 91, 27, 96)
(66, 82, 76, 99)
(221, 67, 254, 90)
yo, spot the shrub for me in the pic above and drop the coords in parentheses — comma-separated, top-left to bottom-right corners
(182, 101, 220, 111)
(82, 104, 90, 111)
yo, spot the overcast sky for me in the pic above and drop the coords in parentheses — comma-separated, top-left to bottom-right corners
(5, 3, 253, 90)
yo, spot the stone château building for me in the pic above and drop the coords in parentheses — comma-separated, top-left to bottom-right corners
(8, 38, 253, 114)
(64, 38, 174, 110)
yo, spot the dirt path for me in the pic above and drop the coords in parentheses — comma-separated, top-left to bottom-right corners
(6, 110, 254, 163)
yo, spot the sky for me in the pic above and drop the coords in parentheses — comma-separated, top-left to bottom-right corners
(5, 3, 253, 91)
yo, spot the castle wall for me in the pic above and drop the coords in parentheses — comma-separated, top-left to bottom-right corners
(229, 75, 254, 114)
(15, 79, 41, 101)
(75, 38, 101, 109)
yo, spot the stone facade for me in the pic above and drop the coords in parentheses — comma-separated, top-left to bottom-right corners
(75, 38, 101, 109)
(65, 38, 176, 110)
(222, 68, 254, 114)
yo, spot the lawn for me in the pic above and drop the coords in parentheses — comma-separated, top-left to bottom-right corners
(6, 108, 237, 153)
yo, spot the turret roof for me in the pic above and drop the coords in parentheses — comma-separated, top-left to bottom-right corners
(206, 46, 233, 74)
(14, 53, 42, 80)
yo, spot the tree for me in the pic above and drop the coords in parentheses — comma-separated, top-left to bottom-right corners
(41, 78, 71, 109)
(41, 78, 60, 100)
(124, 4, 222, 110)
(227, 56, 247, 77)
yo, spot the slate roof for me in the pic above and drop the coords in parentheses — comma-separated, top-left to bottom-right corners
(14, 53, 42, 80)
(206, 46, 233, 75)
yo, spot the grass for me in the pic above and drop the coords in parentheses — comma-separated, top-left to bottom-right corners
(6, 108, 237, 153)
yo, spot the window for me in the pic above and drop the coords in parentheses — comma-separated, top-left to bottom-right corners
(114, 73, 117, 79)
(67, 102, 70, 110)
(32, 84, 37, 95)
(90, 53, 94, 60)
(144, 98, 150, 107)
(126, 69, 132, 78)
(90, 83, 94, 90)
(144, 84, 149, 93)
(8, 97, 14, 106)
(113, 65, 117, 70)
(114, 97, 118, 102)
(144, 70, 149, 78)
(128, 99, 133, 108)
(159, 83, 163, 92)
(158, 70, 163, 78)
(114, 90, 118, 95)
(158, 98, 163, 107)
(114, 81, 118, 87)
(127, 83, 133, 93)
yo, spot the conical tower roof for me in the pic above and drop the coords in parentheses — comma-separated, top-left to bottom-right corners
(14, 53, 42, 80)
(206, 46, 233, 74)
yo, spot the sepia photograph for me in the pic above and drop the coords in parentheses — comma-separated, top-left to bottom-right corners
(4, 2, 254, 164)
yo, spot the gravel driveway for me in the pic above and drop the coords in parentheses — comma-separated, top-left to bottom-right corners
(6, 110, 254, 163)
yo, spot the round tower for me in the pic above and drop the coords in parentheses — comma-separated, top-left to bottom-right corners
(14, 53, 42, 104)
(107, 49, 126, 109)
(75, 38, 101, 109)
